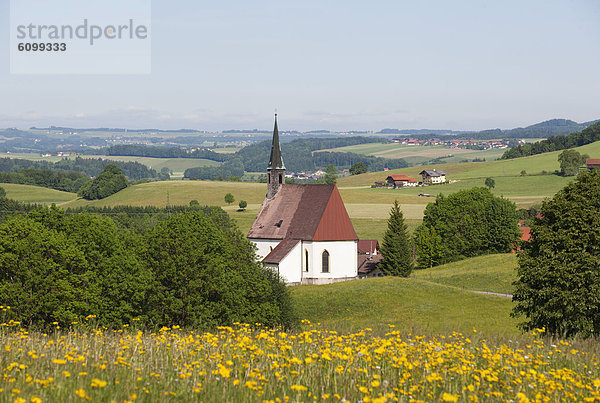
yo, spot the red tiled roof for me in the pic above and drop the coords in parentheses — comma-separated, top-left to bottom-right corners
(312, 185, 358, 241)
(586, 158, 600, 165)
(263, 239, 300, 264)
(387, 174, 411, 181)
(248, 184, 358, 241)
(358, 240, 379, 254)
(520, 226, 531, 242)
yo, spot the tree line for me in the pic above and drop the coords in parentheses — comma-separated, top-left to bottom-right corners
(92, 145, 229, 162)
(500, 121, 600, 159)
(379, 187, 521, 277)
(0, 201, 296, 330)
(0, 157, 157, 180)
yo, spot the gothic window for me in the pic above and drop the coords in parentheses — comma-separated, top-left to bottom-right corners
(305, 249, 309, 272)
(322, 250, 330, 273)
(279, 174, 282, 184)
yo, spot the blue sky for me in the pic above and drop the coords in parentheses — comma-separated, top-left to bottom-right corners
(0, 0, 599, 131)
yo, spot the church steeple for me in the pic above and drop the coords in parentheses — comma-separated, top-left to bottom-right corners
(266, 113, 286, 199)
(268, 113, 285, 170)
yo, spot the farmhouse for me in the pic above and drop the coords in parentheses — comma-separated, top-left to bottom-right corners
(386, 174, 418, 188)
(420, 169, 447, 184)
(357, 240, 383, 278)
(248, 115, 358, 285)
(586, 158, 600, 171)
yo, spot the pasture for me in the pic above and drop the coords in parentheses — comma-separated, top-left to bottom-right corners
(337, 140, 600, 207)
(411, 254, 518, 295)
(318, 143, 507, 164)
(292, 276, 518, 336)
(0, 183, 77, 204)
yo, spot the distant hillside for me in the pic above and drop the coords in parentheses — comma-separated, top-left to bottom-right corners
(479, 119, 598, 140)
(30, 126, 204, 133)
(379, 118, 599, 140)
(233, 137, 406, 173)
(501, 120, 600, 159)
(378, 128, 470, 135)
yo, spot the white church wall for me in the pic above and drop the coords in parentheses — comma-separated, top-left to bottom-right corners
(251, 239, 282, 260)
(276, 241, 302, 284)
(303, 240, 357, 281)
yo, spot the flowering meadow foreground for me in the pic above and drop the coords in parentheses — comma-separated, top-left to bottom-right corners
(1, 318, 600, 403)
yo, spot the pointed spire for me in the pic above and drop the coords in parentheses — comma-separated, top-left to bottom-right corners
(267, 112, 285, 170)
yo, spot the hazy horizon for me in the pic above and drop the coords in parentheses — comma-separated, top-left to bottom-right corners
(1, 0, 599, 132)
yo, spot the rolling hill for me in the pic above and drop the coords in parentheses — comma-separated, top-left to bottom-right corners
(291, 274, 518, 336)
(0, 183, 78, 204)
(336, 139, 600, 207)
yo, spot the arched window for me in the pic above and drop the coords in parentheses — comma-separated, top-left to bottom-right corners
(279, 174, 283, 184)
(321, 250, 330, 273)
(305, 249, 309, 272)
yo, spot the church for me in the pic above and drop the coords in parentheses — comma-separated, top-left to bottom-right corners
(248, 115, 359, 285)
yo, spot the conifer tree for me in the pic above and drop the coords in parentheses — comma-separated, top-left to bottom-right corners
(380, 200, 413, 277)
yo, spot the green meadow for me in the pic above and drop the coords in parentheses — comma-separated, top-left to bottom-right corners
(318, 143, 507, 165)
(0, 183, 78, 204)
(411, 254, 518, 295)
(291, 274, 518, 336)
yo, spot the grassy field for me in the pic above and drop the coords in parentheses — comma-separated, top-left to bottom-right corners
(0, 183, 78, 204)
(50, 181, 428, 242)
(6, 140, 600, 239)
(60, 181, 267, 209)
(318, 143, 507, 164)
(0, 153, 220, 178)
(292, 276, 518, 336)
(412, 254, 518, 295)
(337, 140, 600, 207)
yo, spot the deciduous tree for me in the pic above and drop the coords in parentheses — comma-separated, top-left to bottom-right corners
(350, 161, 368, 175)
(512, 170, 600, 337)
(558, 149, 588, 176)
(415, 188, 520, 266)
(78, 164, 128, 200)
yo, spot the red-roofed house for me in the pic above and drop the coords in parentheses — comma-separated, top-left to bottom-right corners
(512, 220, 532, 253)
(386, 174, 418, 188)
(586, 158, 600, 171)
(248, 115, 359, 285)
(357, 240, 383, 278)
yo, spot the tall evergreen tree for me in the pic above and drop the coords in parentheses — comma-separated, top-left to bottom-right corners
(380, 200, 413, 277)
